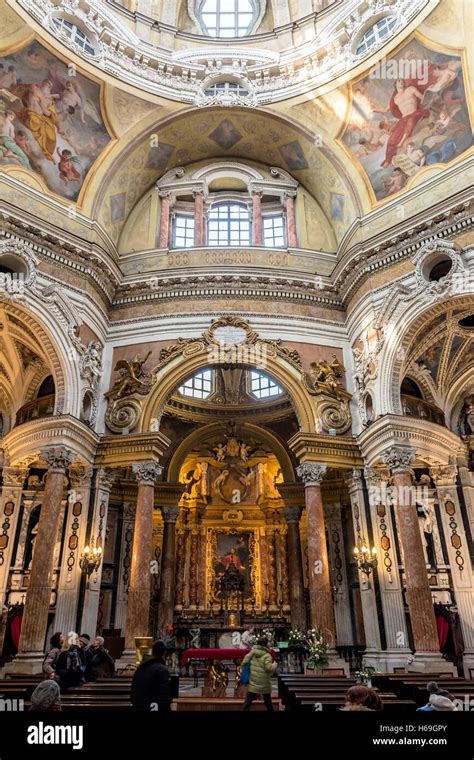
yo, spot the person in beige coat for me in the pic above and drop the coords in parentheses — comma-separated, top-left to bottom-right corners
(242, 636, 277, 711)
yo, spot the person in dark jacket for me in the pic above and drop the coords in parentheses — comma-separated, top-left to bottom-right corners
(89, 636, 116, 680)
(55, 632, 87, 691)
(131, 639, 171, 712)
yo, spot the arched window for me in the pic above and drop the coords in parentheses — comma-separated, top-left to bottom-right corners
(179, 370, 213, 399)
(355, 16, 397, 56)
(52, 17, 97, 55)
(250, 371, 282, 399)
(199, 0, 257, 38)
(208, 203, 250, 246)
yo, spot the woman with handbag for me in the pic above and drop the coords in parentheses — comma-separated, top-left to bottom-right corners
(241, 636, 277, 711)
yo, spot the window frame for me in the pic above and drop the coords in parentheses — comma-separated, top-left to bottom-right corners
(51, 16, 98, 56)
(198, 0, 259, 38)
(249, 370, 283, 400)
(178, 370, 213, 400)
(263, 214, 286, 249)
(173, 214, 195, 249)
(207, 201, 251, 247)
(354, 15, 398, 57)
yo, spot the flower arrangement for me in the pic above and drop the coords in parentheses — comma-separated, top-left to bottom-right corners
(288, 627, 307, 648)
(259, 627, 274, 645)
(355, 665, 378, 685)
(305, 628, 329, 669)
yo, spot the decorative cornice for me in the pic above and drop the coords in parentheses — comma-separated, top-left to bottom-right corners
(17, 0, 431, 105)
(296, 462, 327, 486)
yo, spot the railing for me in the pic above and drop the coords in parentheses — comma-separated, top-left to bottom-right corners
(401, 395, 445, 426)
(15, 395, 55, 427)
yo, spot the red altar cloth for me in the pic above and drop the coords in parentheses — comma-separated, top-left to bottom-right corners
(181, 648, 250, 666)
(181, 647, 277, 666)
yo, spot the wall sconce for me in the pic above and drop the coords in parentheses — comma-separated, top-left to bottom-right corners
(353, 541, 377, 577)
(79, 543, 102, 576)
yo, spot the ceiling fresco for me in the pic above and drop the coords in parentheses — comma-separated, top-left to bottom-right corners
(340, 35, 473, 202)
(0, 39, 112, 201)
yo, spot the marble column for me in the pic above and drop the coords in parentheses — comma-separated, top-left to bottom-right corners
(285, 192, 298, 248)
(346, 469, 383, 663)
(297, 463, 335, 643)
(11, 447, 75, 673)
(54, 463, 93, 635)
(252, 191, 263, 245)
(0, 465, 28, 606)
(114, 502, 135, 635)
(158, 191, 171, 248)
(284, 505, 306, 630)
(158, 505, 180, 631)
(325, 503, 354, 647)
(364, 467, 411, 670)
(193, 188, 204, 246)
(430, 464, 474, 677)
(80, 468, 116, 636)
(122, 462, 162, 657)
(174, 521, 187, 609)
(383, 447, 441, 663)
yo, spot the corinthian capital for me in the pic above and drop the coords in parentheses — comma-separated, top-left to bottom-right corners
(429, 464, 457, 486)
(161, 505, 180, 523)
(97, 467, 116, 491)
(383, 446, 415, 474)
(297, 462, 327, 486)
(2, 465, 29, 487)
(40, 446, 75, 473)
(132, 462, 163, 486)
(284, 504, 303, 524)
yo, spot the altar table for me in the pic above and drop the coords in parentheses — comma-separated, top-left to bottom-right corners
(181, 648, 250, 667)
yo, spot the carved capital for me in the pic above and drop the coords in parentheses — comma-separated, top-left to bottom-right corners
(133, 462, 163, 486)
(383, 446, 415, 474)
(2, 466, 28, 487)
(97, 467, 116, 491)
(69, 463, 93, 488)
(364, 466, 390, 486)
(160, 505, 180, 523)
(40, 446, 75, 473)
(429, 464, 457, 486)
(343, 468, 363, 492)
(284, 504, 303, 524)
(297, 462, 327, 486)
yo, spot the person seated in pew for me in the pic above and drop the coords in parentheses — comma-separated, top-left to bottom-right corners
(55, 632, 87, 692)
(88, 636, 116, 680)
(417, 681, 458, 711)
(340, 685, 382, 711)
(30, 679, 61, 712)
(131, 639, 171, 712)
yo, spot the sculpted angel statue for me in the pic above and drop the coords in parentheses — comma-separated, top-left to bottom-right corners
(110, 351, 153, 399)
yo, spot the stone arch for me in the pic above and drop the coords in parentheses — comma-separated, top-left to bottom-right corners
(377, 293, 474, 417)
(141, 352, 316, 435)
(0, 299, 79, 418)
(166, 420, 295, 482)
